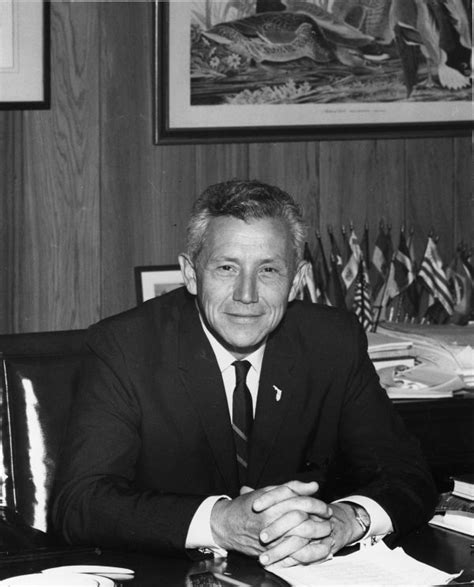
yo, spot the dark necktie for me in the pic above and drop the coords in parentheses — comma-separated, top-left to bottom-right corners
(232, 360, 253, 486)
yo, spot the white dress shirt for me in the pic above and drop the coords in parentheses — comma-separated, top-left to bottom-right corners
(185, 318, 392, 554)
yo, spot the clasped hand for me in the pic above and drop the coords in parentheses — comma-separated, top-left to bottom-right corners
(211, 480, 355, 567)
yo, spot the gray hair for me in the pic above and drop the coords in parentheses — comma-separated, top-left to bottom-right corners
(185, 179, 307, 265)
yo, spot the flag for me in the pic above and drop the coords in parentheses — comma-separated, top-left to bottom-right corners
(418, 236, 454, 321)
(460, 244, 474, 320)
(328, 225, 343, 269)
(359, 224, 374, 299)
(316, 233, 332, 304)
(341, 229, 361, 310)
(360, 224, 371, 269)
(380, 258, 399, 321)
(312, 238, 332, 305)
(327, 226, 345, 308)
(385, 229, 418, 322)
(298, 242, 319, 303)
(353, 259, 373, 332)
(446, 247, 473, 325)
(405, 226, 425, 322)
(407, 226, 417, 272)
(393, 229, 415, 291)
(341, 225, 351, 269)
(359, 224, 373, 307)
(370, 222, 393, 304)
(328, 252, 346, 308)
(400, 236, 418, 321)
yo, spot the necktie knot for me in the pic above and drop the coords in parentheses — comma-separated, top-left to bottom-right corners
(233, 360, 251, 385)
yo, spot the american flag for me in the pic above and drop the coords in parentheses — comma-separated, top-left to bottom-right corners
(353, 260, 373, 331)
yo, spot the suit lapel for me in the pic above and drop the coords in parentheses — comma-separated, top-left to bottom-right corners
(177, 298, 239, 495)
(248, 323, 298, 487)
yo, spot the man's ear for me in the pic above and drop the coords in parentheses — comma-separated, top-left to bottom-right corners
(288, 260, 307, 302)
(178, 253, 197, 295)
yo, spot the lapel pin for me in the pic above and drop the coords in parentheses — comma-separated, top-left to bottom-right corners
(272, 385, 282, 402)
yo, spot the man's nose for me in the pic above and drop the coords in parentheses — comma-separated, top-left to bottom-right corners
(233, 271, 258, 304)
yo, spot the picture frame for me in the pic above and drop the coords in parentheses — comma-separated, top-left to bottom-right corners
(153, 0, 472, 144)
(135, 265, 184, 304)
(0, 0, 50, 109)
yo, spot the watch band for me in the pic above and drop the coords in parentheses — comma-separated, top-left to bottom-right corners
(344, 502, 371, 536)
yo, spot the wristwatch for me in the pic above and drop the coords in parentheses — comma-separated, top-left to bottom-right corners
(343, 502, 371, 536)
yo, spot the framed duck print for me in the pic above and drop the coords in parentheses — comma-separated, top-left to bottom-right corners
(153, 0, 472, 144)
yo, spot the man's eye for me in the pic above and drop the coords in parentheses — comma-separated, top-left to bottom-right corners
(218, 265, 235, 272)
(262, 267, 278, 274)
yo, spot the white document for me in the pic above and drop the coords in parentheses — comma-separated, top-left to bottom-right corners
(429, 511, 474, 537)
(267, 541, 461, 586)
(0, 574, 100, 586)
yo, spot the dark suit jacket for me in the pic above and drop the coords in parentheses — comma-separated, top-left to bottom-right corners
(52, 287, 437, 554)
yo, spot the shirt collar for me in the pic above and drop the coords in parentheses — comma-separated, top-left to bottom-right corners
(198, 312, 266, 375)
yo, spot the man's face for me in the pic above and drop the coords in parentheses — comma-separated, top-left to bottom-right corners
(180, 216, 305, 358)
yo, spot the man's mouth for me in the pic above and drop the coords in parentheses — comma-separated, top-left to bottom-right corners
(226, 313, 262, 320)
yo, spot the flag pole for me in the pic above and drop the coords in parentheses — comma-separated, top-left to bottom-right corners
(316, 230, 330, 279)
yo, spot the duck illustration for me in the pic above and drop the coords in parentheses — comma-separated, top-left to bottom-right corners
(203, 13, 333, 64)
(203, 5, 385, 68)
(330, 0, 393, 42)
(389, 0, 471, 95)
(281, 0, 389, 62)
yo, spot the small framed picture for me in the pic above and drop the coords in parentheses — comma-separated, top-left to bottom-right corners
(135, 265, 184, 303)
(0, 0, 50, 109)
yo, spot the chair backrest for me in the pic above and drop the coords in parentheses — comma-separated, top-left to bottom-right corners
(0, 330, 87, 534)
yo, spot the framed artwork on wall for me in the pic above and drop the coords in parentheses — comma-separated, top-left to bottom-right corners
(153, 0, 472, 144)
(0, 0, 50, 109)
(135, 265, 184, 304)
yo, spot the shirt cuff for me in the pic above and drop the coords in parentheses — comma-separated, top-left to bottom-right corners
(185, 495, 230, 557)
(333, 495, 393, 540)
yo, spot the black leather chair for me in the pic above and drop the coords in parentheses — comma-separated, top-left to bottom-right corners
(0, 330, 87, 550)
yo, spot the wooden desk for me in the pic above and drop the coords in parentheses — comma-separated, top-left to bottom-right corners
(0, 525, 471, 586)
(393, 395, 474, 490)
(400, 525, 473, 584)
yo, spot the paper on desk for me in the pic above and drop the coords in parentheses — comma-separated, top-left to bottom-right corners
(266, 541, 461, 586)
(42, 565, 134, 581)
(0, 565, 135, 586)
(380, 363, 463, 399)
(0, 574, 100, 586)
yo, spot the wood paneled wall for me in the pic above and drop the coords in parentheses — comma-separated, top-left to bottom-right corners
(0, 2, 472, 333)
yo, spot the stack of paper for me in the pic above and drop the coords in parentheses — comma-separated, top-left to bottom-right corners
(267, 541, 460, 586)
(453, 347, 474, 388)
(367, 332, 414, 360)
(371, 324, 474, 398)
(429, 511, 474, 537)
(430, 487, 474, 537)
(380, 364, 463, 399)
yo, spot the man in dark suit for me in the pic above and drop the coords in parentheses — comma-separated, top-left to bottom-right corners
(52, 180, 437, 567)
